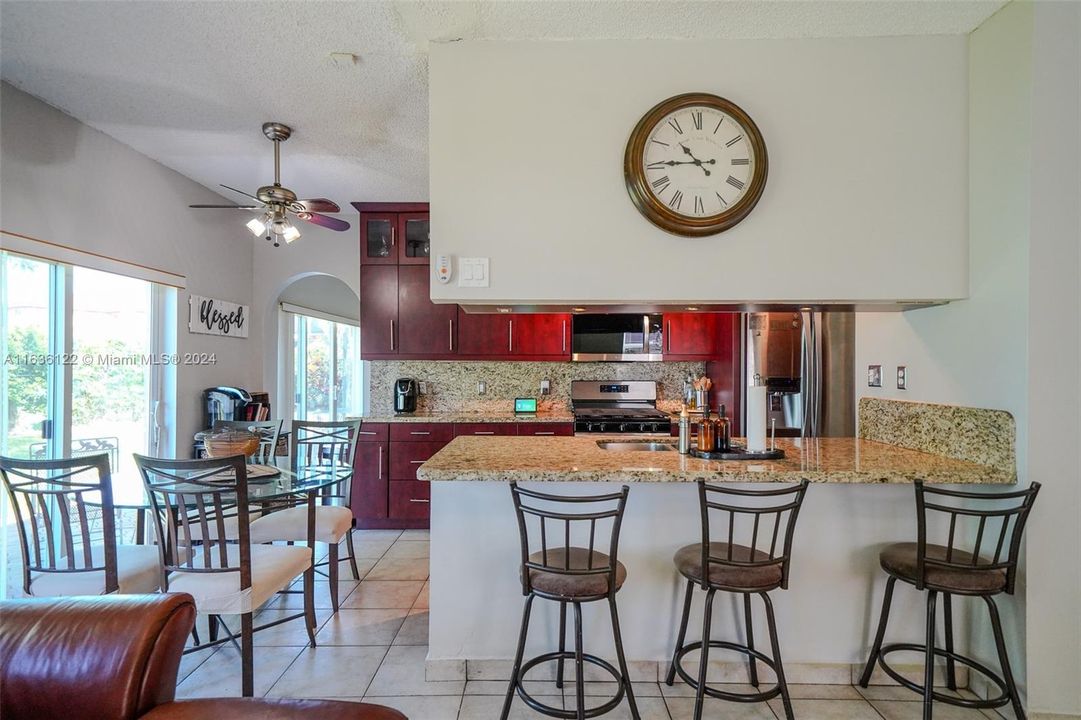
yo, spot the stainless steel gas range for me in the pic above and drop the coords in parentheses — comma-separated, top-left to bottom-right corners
(571, 381, 673, 436)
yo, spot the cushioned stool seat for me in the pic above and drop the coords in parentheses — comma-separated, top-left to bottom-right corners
(525, 547, 626, 598)
(674, 542, 783, 590)
(879, 542, 1007, 594)
(29, 544, 164, 596)
(167, 544, 311, 615)
(249, 505, 353, 545)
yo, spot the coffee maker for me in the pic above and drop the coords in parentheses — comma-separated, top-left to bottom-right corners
(204, 387, 252, 429)
(394, 378, 418, 414)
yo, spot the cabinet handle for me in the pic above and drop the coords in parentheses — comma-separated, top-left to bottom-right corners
(409, 498, 430, 504)
(390, 225, 395, 247)
(410, 431, 431, 436)
(410, 460, 425, 464)
(358, 430, 377, 436)
(534, 431, 555, 435)
(473, 431, 495, 435)
(390, 320, 396, 351)
(666, 321, 671, 354)
(449, 318, 454, 352)
(562, 320, 567, 353)
(378, 446, 383, 479)
(508, 319, 513, 353)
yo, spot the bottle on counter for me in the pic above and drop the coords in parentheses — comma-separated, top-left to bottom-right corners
(717, 404, 731, 452)
(697, 407, 718, 453)
(678, 405, 691, 454)
(683, 374, 695, 410)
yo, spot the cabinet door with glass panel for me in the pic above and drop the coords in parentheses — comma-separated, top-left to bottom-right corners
(360, 213, 399, 265)
(397, 212, 430, 264)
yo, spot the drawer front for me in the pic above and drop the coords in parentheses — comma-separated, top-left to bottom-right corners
(453, 423, 517, 437)
(389, 481, 430, 520)
(390, 440, 448, 480)
(390, 423, 455, 443)
(516, 422, 574, 437)
(355, 423, 390, 442)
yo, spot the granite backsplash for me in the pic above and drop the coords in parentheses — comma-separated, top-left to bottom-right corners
(367, 360, 706, 415)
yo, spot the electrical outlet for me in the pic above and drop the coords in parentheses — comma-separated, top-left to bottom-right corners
(868, 365, 882, 387)
(418, 381, 428, 395)
(540, 379, 551, 396)
(896, 366, 907, 390)
(477, 381, 487, 395)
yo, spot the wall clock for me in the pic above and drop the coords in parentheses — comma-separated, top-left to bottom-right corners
(624, 92, 768, 237)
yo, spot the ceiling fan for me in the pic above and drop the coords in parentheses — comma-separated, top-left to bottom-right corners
(189, 122, 350, 246)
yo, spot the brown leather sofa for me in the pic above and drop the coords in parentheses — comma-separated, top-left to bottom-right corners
(0, 594, 406, 720)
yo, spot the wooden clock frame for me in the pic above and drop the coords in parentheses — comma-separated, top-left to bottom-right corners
(624, 92, 769, 237)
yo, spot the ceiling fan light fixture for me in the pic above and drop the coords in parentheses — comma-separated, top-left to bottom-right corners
(283, 224, 301, 243)
(246, 217, 267, 236)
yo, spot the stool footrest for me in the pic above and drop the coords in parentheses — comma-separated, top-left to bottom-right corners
(877, 643, 1010, 709)
(515, 651, 625, 719)
(668, 640, 782, 703)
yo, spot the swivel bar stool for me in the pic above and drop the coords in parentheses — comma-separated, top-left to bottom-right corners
(502, 482, 640, 720)
(859, 480, 1040, 720)
(666, 479, 810, 720)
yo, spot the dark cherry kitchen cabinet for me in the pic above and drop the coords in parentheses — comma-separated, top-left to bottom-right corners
(515, 314, 571, 357)
(516, 422, 574, 436)
(398, 265, 457, 357)
(359, 213, 399, 265)
(398, 213, 431, 265)
(664, 313, 739, 360)
(355, 203, 430, 266)
(352, 424, 390, 529)
(456, 311, 512, 357)
(457, 311, 570, 360)
(360, 266, 398, 357)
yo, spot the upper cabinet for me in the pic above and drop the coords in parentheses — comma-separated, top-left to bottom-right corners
(664, 313, 740, 361)
(456, 311, 570, 360)
(356, 203, 431, 266)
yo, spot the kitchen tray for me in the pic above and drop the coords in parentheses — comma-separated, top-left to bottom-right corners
(689, 444, 785, 461)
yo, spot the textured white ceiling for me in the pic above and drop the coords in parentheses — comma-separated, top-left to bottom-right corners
(0, 1, 1005, 208)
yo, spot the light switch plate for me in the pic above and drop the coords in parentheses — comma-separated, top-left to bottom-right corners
(418, 381, 428, 395)
(868, 365, 882, 387)
(458, 257, 490, 287)
(896, 366, 907, 390)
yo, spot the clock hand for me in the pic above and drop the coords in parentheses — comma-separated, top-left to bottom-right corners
(678, 143, 715, 176)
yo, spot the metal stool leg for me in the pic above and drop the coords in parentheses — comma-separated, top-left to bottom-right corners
(665, 578, 694, 686)
(693, 588, 716, 720)
(608, 595, 641, 720)
(859, 575, 898, 687)
(241, 612, 254, 698)
(744, 592, 760, 687)
(572, 601, 586, 720)
(942, 592, 957, 691)
(556, 601, 567, 690)
(345, 530, 360, 580)
(329, 543, 340, 611)
(985, 595, 1026, 720)
(500, 594, 535, 720)
(761, 592, 794, 720)
(923, 590, 938, 720)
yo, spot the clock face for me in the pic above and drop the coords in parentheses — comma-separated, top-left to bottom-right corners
(642, 106, 756, 218)
(624, 93, 767, 236)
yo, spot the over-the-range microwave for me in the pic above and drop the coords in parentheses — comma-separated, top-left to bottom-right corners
(571, 314, 663, 362)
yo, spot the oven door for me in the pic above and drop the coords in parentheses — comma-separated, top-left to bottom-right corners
(571, 314, 663, 362)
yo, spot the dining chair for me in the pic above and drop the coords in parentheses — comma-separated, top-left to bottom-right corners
(248, 419, 361, 611)
(211, 419, 284, 463)
(0, 453, 162, 597)
(134, 453, 317, 698)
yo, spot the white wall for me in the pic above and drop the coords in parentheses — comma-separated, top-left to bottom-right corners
(430, 37, 969, 306)
(0, 83, 258, 447)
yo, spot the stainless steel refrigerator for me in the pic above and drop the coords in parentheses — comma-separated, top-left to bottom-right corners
(744, 311, 855, 438)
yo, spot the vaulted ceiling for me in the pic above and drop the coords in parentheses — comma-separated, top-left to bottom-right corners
(1, 1, 1005, 210)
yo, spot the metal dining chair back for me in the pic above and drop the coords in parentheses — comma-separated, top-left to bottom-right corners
(290, 420, 360, 508)
(0, 453, 118, 596)
(212, 419, 284, 463)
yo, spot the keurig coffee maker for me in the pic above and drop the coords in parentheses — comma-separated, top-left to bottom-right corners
(394, 378, 418, 414)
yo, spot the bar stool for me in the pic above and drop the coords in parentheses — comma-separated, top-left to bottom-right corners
(502, 482, 640, 720)
(665, 479, 810, 720)
(858, 480, 1041, 720)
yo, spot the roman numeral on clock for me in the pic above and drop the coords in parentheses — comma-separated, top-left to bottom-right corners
(713, 118, 723, 134)
(716, 192, 728, 208)
(646, 162, 667, 170)
(668, 117, 683, 135)
(651, 175, 670, 192)
(725, 134, 743, 148)
(650, 139, 669, 147)
(731, 158, 750, 165)
(726, 175, 745, 191)
(692, 111, 703, 131)
(694, 195, 705, 214)
(669, 190, 683, 210)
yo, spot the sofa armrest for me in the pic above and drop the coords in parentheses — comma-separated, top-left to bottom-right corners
(141, 698, 408, 719)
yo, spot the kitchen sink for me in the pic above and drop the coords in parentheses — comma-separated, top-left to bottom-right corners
(595, 441, 675, 452)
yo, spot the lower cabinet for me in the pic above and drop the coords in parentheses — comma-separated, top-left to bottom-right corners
(352, 424, 390, 528)
(390, 481, 431, 520)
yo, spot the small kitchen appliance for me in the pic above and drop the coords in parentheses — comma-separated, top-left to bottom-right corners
(571, 381, 672, 435)
(394, 378, 418, 414)
(203, 387, 252, 429)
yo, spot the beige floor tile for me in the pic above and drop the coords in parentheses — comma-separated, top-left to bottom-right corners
(247, 607, 330, 646)
(413, 580, 430, 610)
(767, 698, 881, 720)
(398, 530, 430, 541)
(316, 608, 410, 646)
(177, 644, 304, 699)
(871, 699, 993, 720)
(262, 579, 361, 610)
(360, 695, 462, 719)
(384, 540, 430, 559)
(366, 645, 466, 697)
(177, 646, 218, 684)
(465, 679, 562, 696)
(366, 556, 430, 581)
(787, 684, 866, 700)
(458, 693, 565, 719)
(667, 695, 779, 720)
(856, 684, 972, 702)
(267, 645, 388, 698)
(660, 680, 761, 698)
(563, 681, 665, 698)
(350, 535, 401, 559)
(343, 580, 425, 609)
(393, 609, 430, 646)
(564, 695, 672, 720)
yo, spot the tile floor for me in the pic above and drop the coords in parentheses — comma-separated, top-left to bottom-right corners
(177, 529, 1013, 720)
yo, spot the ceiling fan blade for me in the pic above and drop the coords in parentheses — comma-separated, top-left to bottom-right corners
(296, 211, 351, 232)
(296, 198, 341, 214)
(189, 204, 263, 209)
(220, 184, 262, 202)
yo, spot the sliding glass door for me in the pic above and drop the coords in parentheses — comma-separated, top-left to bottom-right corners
(293, 313, 361, 421)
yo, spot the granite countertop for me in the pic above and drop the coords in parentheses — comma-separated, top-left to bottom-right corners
(356, 411, 575, 424)
(416, 436, 1015, 484)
